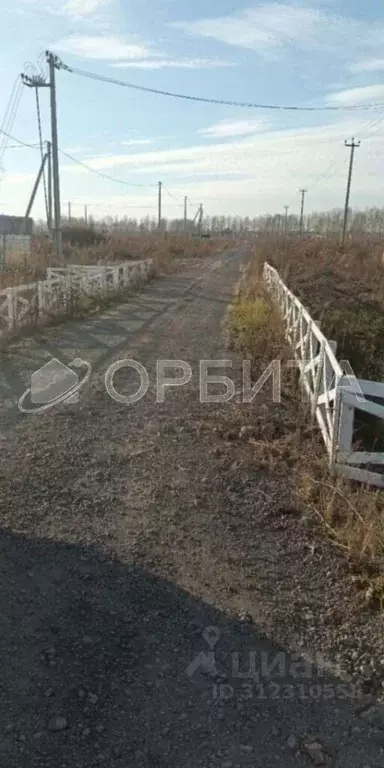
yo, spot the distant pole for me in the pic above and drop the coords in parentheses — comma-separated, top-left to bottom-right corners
(68, 201, 71, 223)
(84, 205, 88, 225)
(158, 181, 162, 230)
(47, 141, 52, 230)
(198, 204, 203, 236)
(341, 138, 360, 248)
(184, 195, 187, 234)
(284, 205, 289, 237)
(47, 51, 62, 257)
(299, 189, 307, 238)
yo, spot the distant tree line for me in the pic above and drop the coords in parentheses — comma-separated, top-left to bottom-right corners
(33, 206, 384, 238)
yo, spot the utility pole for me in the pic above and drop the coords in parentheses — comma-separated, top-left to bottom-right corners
(158, 181, 162, 230)
(198, 204, 203, 236)
(341, 138, 360, 248)
(284, 205, 289, 237)
(47, 51, 62, 256)
(47, 141, 52, 230)
(84, 205, 88, 225)
(184, 195, 187, 234)
(299, 189, 307, 238)
(68, 201, 71, 223)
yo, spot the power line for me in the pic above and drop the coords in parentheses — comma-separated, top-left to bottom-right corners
(35, 87, 49, 223)
(58, 147, 157, 189)
(0, 127, 39, 150)
(0, 127, 181, 200)
(162, 184, 184, 207)
(64, 62, 384, 112)
(0, 77, 23, 171)
(0, 143, 39, 149)
(67, 201, 158, 210)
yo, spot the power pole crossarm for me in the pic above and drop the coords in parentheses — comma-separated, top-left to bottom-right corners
(341, 138, 360, 248)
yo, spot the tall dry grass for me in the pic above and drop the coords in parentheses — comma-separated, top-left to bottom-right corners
(228, 240, 384, 608)
(0, 233, 228, 290)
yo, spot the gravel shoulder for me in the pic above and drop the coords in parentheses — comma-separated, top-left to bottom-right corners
(1, 248, 384, 767)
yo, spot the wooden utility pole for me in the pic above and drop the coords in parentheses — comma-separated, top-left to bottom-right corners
(299, 189, 307, 238)
(184, 196, 187, 234)
(47, 51, 62, 256)
(284, 205, 289, 237)
(68, 201, 71, 223)
(47, 140, 52, 230)
(198, 203, 203, 236)
(341, 138, 360, 248)
(84, 205, 88, 225)
(158, 181, 162, 230)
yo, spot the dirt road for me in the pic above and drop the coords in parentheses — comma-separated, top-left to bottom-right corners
(0, 249, 383, 767)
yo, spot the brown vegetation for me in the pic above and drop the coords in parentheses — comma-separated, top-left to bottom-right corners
(0, 233, 226, 289)
(229, 238, 384, 607)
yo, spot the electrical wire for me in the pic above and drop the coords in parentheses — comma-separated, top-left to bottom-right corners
(0, 127, 40, 149)
(35, 86, 49, 224)
(58, 147, 157, 189)
(0, 143, 40, 149)
(0, 77, 23, 170)
(68, 201, 158, 210)
(64, 63, 384, 112)
(162, 184, 185, 208)
(0, 77, 21, 153)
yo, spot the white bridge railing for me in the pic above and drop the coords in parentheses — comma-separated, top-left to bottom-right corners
(0, 259, 153, 338)
(263, 261, 384, 488)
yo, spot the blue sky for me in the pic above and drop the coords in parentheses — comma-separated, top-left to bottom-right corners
(1, 0, 384, 222)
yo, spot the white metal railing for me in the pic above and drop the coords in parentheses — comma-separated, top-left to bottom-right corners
(263, 261, 384, 488)
(0, 259, 153, 337)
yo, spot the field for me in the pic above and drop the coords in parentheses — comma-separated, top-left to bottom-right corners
(229, 236, 384, 604)
(0, 232, 225, 289)
(256, 236, 384, 381)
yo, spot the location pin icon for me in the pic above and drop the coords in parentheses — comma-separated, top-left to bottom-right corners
(202, 626, 220, 649)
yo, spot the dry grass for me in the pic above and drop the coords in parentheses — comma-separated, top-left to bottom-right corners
(0, 234, 229, 348)
(257, 236, 384, 380)
(228, 244, 384, 608)
(0, 233, 227, 289)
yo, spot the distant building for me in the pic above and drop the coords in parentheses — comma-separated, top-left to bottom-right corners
(0, 215, 33, 235)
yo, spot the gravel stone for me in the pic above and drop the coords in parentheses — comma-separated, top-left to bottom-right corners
(0, 251, 383, 767)
(47, 716, 68, 733)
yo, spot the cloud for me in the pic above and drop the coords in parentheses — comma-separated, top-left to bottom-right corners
(172, 4, 384, 67)
(198, 118, 269, 138)
(171, 4, 323, 58)
(54, 34, 231, 69)
(22, 0, 111, 19)
(349, 58, 384, 74)
(121, 139, 155, 147)
(62, 0, 109, 18)
(55, 34, 154, 61)
(60, 114, 378, 185)
(112, 58, 232, 70)
(327, 85, 384, 106)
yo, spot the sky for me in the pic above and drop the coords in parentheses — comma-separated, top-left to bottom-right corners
(1, 0, 384, 223)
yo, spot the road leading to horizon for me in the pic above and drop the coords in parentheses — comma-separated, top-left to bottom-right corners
(0, 249, 382, 768)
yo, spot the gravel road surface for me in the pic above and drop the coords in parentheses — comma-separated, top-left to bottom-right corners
(0, 249, 383, 767)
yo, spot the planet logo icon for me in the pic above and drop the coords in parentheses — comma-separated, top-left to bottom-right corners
(18, 357, 92, 414)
